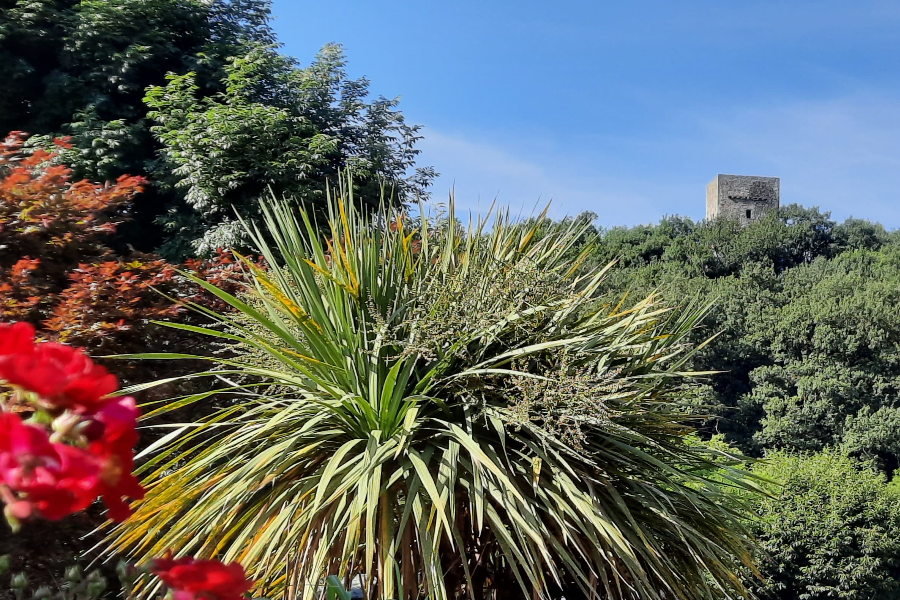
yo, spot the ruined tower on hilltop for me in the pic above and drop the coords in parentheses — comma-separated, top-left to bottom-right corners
(706, 174, 780, 225)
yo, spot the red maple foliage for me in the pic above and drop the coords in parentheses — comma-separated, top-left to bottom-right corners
(0, 132, 145, 282)
(0, 132, 251, 359)
(0, 131, 257, 588)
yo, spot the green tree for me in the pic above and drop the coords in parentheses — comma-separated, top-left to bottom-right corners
(843, 406, 900, 474)
(2, 1, 430, 259)
(741, 248, 900, 458)
(834, 217, 891, 251)
(735, 450, 900, 600)
(591, 215, 696, 270)
(584, 208, 900, 459)
(144, 43, 434, 257)
(0, 0, 272, 152)
(0, 0, 274, 249)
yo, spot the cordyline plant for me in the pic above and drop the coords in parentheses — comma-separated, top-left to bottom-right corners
(105, 190, 759, 600)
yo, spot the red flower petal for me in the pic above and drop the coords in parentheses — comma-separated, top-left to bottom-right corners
(0, 413, 101, 521)
(151, 557, 254, 600)
(85, 397, 144, 521)
(0, 322, 35, 356)
(0, 341, 118, 411)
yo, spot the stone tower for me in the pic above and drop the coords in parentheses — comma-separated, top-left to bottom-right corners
(706, 174, 780, 225)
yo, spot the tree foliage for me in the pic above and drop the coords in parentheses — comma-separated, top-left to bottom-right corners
(0, 131, 250, 372)
(733, 450, 900, 600)
(0, 0, 273, 165)
(582, 207, 900, 466)
(1, 1, 430, 257)
(0, 0, 274, 250)
(145, 43, 434, 257)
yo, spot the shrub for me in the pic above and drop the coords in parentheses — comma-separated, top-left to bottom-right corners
(0, 131, 249, 368)
(0, 131, 145, 313)
(0, 132, 254, 587)
(736, 450, 900, 600)
(106, 193, 760, 600)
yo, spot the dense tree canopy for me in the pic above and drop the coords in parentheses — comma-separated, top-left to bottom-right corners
(145, 43, 434, 257)
(0, 0, 431, 257)
(0, 0, 273, 247)
(733, 450, 900, 600)
(572, 207, 900, 468)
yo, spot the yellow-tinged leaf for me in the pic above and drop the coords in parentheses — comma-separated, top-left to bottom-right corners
(532, 456, 542, 489)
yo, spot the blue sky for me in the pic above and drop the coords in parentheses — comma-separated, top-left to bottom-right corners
(270, 0, 900, 228)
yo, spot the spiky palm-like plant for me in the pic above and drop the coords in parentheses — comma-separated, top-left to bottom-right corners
(107, 192, 758, 600)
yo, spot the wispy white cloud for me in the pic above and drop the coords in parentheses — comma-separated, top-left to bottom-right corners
(417, 89, 900, 228)
(695, 91, 900, 224)
(418, 130, 690, 227)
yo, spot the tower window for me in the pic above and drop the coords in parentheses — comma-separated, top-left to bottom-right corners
(745, 209, 752, 219)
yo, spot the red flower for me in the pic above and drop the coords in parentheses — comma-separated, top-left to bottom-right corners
(85, 397, 144, 521)
(0, 413, 100, 520)
(0, 342, 118, 411)
(0, 322, 35, 355)
(88, 396, 139, 450)
(151, 557, 254, 600)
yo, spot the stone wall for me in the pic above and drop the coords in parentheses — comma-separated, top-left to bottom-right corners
(706, 174, 780, 225)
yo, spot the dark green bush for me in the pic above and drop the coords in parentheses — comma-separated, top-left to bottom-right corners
(735, 450, 900, 600)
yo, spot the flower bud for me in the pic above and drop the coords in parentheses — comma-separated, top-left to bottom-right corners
(51, 413, 74, 433)
(116, 560, 138, 596)
(10, 572, 28, 589)
(31, 586, 52, 599)
(51, 412, 84, 442)
(5, 499, 32, 521)
(0, 554, 11, 575)
(65, 565, 82, 583)
(86, 570, 104, 583)
(74, 418, 106, 442)
(85, 573, 107, 599)
(3, 502, 27, 533)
